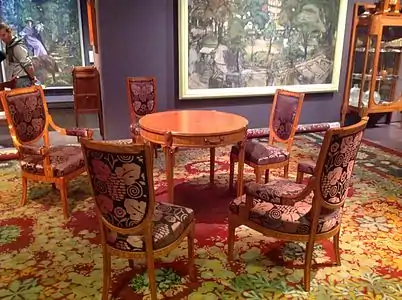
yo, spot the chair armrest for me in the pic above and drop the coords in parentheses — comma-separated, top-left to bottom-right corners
(245, 178, 316, 205)
(48, 115, 94, 138)
(130, 122, 140, 136)
(65, 128, 94, 138)
(18, 145, 49, 156)
(246, 128, 269, 139)
(297, 160, 316, 175)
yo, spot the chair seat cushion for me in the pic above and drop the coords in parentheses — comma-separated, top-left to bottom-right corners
(245, 179, 308, 205)
(231, 140, 289, 165)
(107, 202, 194, 252)
(229, 195, 341, 234)
(20, 145, 85, 177)
(297, 160, 316, 175)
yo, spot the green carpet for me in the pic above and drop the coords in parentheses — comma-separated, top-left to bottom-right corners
(0, 133, 401, 299)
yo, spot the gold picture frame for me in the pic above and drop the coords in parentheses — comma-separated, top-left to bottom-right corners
(178, 0, 348, 99)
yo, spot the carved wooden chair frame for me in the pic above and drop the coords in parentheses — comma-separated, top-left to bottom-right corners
(229, 89, 305, 188)
(227, 117, 369, 292)
(0, 86, 93, 219)
(81, 139, 195, 300)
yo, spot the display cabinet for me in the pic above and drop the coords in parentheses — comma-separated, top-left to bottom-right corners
(72, 66, 104, 139)
(341, 1, 402, 125)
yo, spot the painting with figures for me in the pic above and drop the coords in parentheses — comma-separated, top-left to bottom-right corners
(0, 0, 84, 88)
(179, 0, 347, 99)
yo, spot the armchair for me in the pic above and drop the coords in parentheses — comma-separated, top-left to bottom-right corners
(227, 117, 368, 291)
(229, 89, 305, 187)
(0, 86, 94, 219)
(81, 139, 195, 300)
(126, 76, 158, 157)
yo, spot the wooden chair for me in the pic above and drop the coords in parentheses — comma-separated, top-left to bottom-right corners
(126, 76, 158, 157)
(229, 89, 305, 188)
(227, 117, 369, 292)
(81, 139, 195, 300)
(0, 86, 94, 219)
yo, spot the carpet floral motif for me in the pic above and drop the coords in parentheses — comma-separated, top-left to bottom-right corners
(0, 134, 401, 299)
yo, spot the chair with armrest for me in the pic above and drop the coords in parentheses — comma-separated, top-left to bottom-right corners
(229, 89, 305, 187)
(126, 76, 158, 157)
(0, 86, 93, 219)
(227, 117, 369, 291)
(81, 139, 195, 300)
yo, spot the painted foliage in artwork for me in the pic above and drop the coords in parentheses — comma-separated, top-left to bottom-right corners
(187, 0, 341, 91)
(0, 0, 83, 88)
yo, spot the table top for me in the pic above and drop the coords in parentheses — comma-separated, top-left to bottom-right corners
(139, 110, 248, 136)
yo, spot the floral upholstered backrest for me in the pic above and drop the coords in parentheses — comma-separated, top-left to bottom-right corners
(270, 90, 304, 141)
(316, 120, 367, 208)
(127, 77, 156, 119)
(2, 88, 47, 143)
(82, 141, 153, 229)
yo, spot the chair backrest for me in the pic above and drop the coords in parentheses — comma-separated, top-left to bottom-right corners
(0, 86, 50, 146)
(310, 117, 368, 226)
(126, 77, 157, 123)
(269, 89, 305, 151)
(81, 139, 155, 234)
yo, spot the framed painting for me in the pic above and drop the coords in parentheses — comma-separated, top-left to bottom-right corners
(178, 0, 348, 99)
(0, 0, 85, 89)
(87, 0, 98, 53)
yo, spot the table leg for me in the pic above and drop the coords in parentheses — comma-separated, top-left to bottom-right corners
(209, 147, 215, 184)
(236, 140, 246, 197)
(163, 146, 175, 203)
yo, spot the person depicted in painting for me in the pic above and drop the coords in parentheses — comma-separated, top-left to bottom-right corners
(19, 18, 48, 57)
(0, 22, 39, 88)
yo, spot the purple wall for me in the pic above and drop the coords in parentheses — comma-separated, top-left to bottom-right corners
(97, 0, 359, 139)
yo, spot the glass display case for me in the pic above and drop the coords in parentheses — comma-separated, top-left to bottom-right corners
(341, 1, 402, 125)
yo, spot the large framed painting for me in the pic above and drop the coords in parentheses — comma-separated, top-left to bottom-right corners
(178, 0, 348, 99)
(0, 0, 85, 89)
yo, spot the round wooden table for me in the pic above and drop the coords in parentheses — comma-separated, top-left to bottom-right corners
(139, 110, 248, 203)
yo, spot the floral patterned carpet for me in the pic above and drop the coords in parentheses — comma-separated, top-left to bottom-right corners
(0, 133, 401, 300)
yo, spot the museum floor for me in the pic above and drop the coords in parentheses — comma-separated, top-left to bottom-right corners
(0, 130, 401, 299)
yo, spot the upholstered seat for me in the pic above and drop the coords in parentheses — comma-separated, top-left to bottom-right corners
(20, 145, 84, 177)
(244, 179, 308, 205)
(297, 160, 316, 175)
(229, 195, 341, 235)
(0, 86, 94, 219)
(107, 202, 194, 252)
(231, 140, 289, 165)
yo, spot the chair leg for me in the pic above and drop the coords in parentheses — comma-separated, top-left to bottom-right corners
(227, 219, 236, 261)
(51, 183, 57, 190)
(333, 230, 341, 266)
(102, 250, 111, 300)
(296, 171, 304, 184)
(20, 176, 28, 206)
(264, 169, 270, 183)
(145, 234, 157, 300)
(229, 155, 235, 191)
(57, 181, 69, 219)
(153, 144, 158, 159)
(128, 259, 135, 269)
(187, 222, 195, 281)
(284, 164, 289, 178)
(304, 241, 315, 292)
(255, 169, 262, 183)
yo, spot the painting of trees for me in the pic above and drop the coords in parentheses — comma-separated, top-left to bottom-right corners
(0, 0, 83, 88)
(183, 0, 344, 94)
